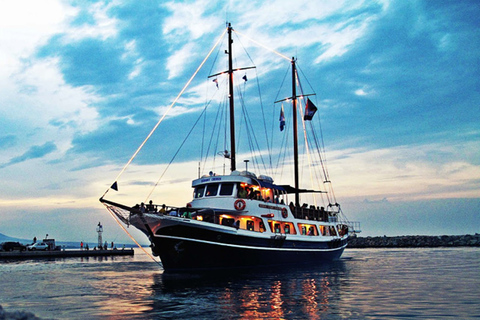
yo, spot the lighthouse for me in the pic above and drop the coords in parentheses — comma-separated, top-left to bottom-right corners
(96, 222, 103, 249)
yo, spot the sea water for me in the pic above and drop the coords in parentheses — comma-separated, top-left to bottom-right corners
(0, 248, 479, 319)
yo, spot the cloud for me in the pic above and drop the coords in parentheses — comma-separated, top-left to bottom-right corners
(0, 0, 71, 76)
(0, 135, 17, 149)
(328, 141, 480, 201)
(166, 43, 196, 79)
(363, 198, 389, 204)
(62, 1, 119, 42)
(162, 0, 220, 41)
(0, 141, 57, 169)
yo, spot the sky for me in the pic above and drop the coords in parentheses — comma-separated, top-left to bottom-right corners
(0, 0, 479, 244)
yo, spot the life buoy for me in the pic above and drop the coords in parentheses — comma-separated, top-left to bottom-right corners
(281, 208, 288, 219)
(234, 199, 246, 211)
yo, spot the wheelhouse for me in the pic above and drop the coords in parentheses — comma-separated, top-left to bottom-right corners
(192, 171, 288, 204)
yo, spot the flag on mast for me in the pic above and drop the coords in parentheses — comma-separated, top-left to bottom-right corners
(279, 104, 285, 131)
(304, 98, 317, 121)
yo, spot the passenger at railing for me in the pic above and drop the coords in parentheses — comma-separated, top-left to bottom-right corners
(147, 200, 155, 212)
(182, 210, 192, 219)
(159, 204, 166, 214)
(247, 188, 255, 199)
(274, 195, 280, 204)
(320, 206, 326, 220)
(140, 202, 146, 213)
(265, 197, 272, 203)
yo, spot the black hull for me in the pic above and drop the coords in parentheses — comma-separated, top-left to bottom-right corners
(150, 224, 346, 272)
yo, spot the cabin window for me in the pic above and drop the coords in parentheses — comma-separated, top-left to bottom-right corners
(194, 185, 205, 198)
(205, 183, 219, 197)
(308, 226, 317, 236)
(283, 223, 296, 234)
(323, 226, 330, 236)
(221, 218, 235, 227)
(274, 223, 281, 233)
(259, 221, 266, 232)
(298, 223, 318, 236)
(329, 226, 337, 236)
(319, 225, 325, 236)
(219, 183, 234, 196)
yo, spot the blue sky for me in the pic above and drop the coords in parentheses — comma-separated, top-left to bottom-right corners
(0, 0, 479, 243)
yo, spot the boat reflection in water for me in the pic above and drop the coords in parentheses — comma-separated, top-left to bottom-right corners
(151, 261, 347, 319)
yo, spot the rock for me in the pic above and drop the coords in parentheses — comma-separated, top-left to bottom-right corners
(347, 234, 480, 248)
(0, 305, 45, 320)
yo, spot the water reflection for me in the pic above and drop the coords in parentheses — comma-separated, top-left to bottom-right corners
(149, 261, 348, 319)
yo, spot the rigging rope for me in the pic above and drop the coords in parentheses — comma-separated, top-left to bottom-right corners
(100, 26, 228, 267)
(103, 204, 162, 267)
(101, 27, 228, 199)
(233, 30, 291, 61)
(233, 32, 272, 173)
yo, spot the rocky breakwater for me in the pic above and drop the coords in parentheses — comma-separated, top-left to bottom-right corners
(348, 234, 480, 248)
(0, 305, 46, 320)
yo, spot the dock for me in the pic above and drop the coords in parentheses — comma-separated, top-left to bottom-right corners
(0, 249, 134, 260)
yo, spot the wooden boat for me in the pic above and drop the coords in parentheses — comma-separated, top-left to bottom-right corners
(100, 23, 360, 272)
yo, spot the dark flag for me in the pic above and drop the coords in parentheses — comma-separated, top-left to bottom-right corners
(213, 78, 219, 88)
(279, 105, 285, 131)
(111, 181, 118, 191)
(304, 98, 317, 121)
(242, 74, 248, 82)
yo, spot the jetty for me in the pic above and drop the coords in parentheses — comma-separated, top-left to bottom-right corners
(0, 248, 134, 260)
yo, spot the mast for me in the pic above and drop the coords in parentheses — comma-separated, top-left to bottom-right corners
(291, 57, 300, 206)
(227, 23, 236, 172)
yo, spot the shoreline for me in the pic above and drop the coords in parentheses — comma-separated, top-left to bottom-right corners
(347, 234, 480, 248)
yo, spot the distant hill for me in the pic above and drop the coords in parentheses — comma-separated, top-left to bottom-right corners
(0, 232, 31, 243)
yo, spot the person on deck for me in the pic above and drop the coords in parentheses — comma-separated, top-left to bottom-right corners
(238, 186, 247, 198)
(159, 204, 166, 214)
(146, 200, 155, 212)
